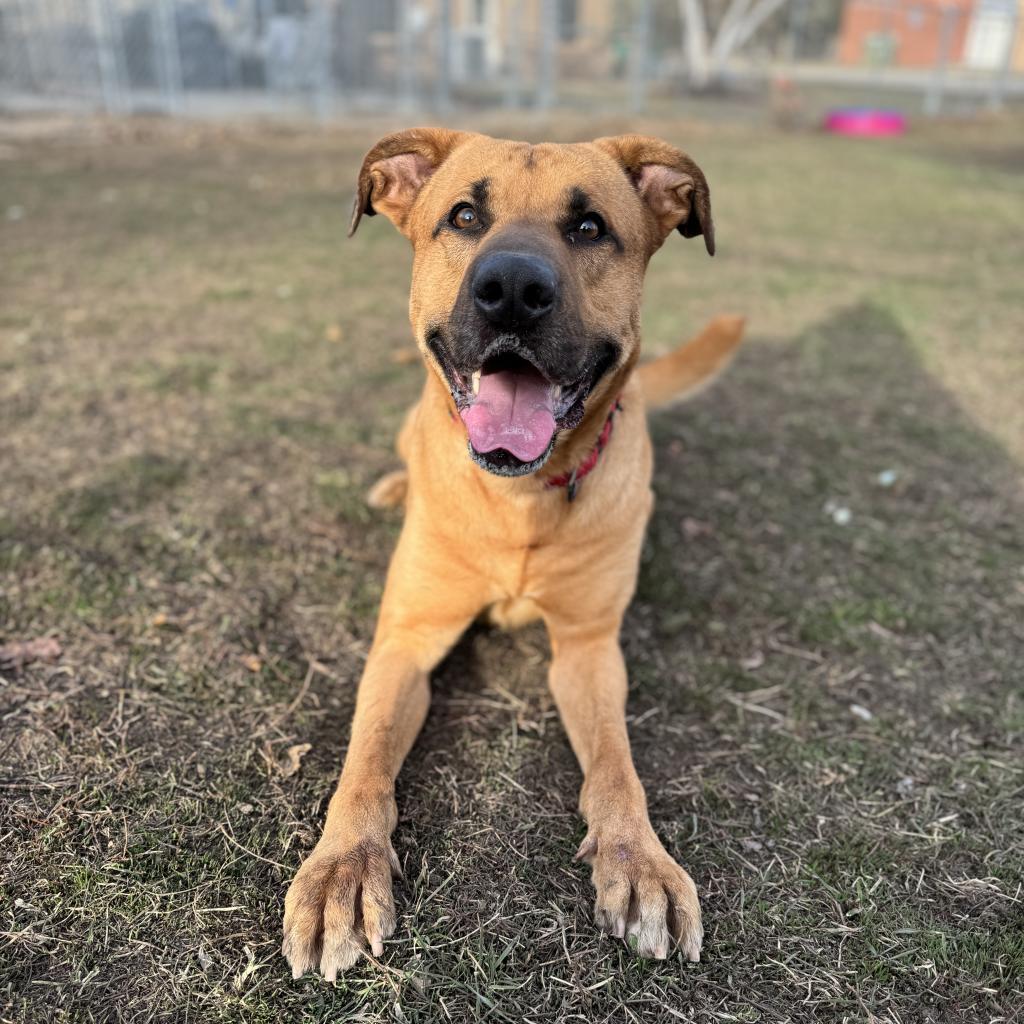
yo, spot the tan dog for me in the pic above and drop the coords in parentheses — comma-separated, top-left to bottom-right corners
(283, 128, 744, 979)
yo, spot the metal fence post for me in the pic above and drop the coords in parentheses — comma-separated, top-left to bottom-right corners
(436, 0, 452, 112)
(88, 0, 125, 114)
(503, 0, 524, 109)
(988, 3, 1019, 111)
(924, 5, 956, 117)
(397, 0, 417, 112)
(14, 0, 40, 92)
(630, 0, 652, 114)
(537, 0, 557, 111)
(153, 0, 184, 114)
(311, 0, 335, 122)
(783, 0, 811, 62)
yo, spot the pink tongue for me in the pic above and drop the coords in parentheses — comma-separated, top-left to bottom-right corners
(460, 366, 557, 463)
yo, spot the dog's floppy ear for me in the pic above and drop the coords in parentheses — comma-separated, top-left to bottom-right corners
(593, 134, 714, 256)
(349, 127, 473, 237)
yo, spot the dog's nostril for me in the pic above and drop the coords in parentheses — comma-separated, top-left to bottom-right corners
(477, 280, 503, 306)
(522, 283, 549, 311)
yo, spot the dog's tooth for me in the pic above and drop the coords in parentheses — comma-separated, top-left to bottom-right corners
(471, 370, 481, 395)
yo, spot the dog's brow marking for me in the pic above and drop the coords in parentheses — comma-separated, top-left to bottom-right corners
(469, 177, 493, 227)
(471, 178, 490, 211)
(568, 186, 592, 220)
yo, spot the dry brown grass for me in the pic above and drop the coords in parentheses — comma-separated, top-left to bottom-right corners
(1, 111, 1022, 1023)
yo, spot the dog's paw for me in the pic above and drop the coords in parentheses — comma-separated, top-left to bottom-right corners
(283, 837, 401, 980)
(576, 826, 703, 962)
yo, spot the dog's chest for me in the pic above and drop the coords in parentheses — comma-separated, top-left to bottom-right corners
(469, 503, 635, 609)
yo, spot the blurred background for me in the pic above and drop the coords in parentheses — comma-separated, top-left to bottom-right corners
(2, 3, 1023, 1022)
(2, 0, 1022, 120)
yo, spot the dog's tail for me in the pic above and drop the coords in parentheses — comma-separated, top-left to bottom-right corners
(636, 314, 745, 411)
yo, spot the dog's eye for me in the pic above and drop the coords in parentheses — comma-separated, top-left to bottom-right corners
(568, 214, 605, 244)
(450, 204, 478, 230)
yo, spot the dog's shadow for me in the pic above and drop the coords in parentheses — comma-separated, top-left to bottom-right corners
(390, 299, 1021, 865)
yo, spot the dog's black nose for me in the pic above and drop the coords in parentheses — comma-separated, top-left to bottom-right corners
(471, 251, 558, 329)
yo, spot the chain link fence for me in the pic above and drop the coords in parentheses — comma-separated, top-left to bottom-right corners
(0, 0, 1021, 119)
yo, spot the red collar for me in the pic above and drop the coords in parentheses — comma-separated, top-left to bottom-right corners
(545, 397, 622, 502)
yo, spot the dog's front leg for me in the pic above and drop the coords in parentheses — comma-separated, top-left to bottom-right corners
(283, 534, 480, 980)
(282, 638, 427, 980)
(547, 625, 703, 961)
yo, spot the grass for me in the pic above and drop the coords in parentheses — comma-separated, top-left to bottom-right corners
(1, 108, 1023, 1023)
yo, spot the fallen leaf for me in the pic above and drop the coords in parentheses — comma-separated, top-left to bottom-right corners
(241, 654, 262, 672)
(280, 743, 312, 778)
(0, 637, 62, 672)
(682, 517, 714, 539)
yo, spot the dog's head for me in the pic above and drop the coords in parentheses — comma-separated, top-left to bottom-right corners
(350, 129, 714, 477)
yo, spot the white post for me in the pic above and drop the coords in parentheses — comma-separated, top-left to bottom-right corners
(679, 0, 711, 90)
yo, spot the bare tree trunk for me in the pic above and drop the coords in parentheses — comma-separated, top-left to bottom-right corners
(679, 0, 711, 89)
(681, 0, 792, 89)
(728, 0, 792, 52)
(711, 0, 754, 63)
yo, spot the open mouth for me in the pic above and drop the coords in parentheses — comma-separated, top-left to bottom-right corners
(428, 333, 617, 477)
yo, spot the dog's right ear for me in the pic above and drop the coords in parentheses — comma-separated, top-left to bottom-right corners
(593, 134, 715, 256)
(349, 127, 472, 238)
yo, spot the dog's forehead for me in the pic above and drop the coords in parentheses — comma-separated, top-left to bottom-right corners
(434, 137, 635, 219)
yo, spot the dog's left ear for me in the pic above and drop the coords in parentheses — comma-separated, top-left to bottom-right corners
(349, 127, 473, 238)
(593, 135, 714, 256)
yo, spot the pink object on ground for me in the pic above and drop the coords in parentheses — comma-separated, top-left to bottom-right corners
(825, 108, 907, 137)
